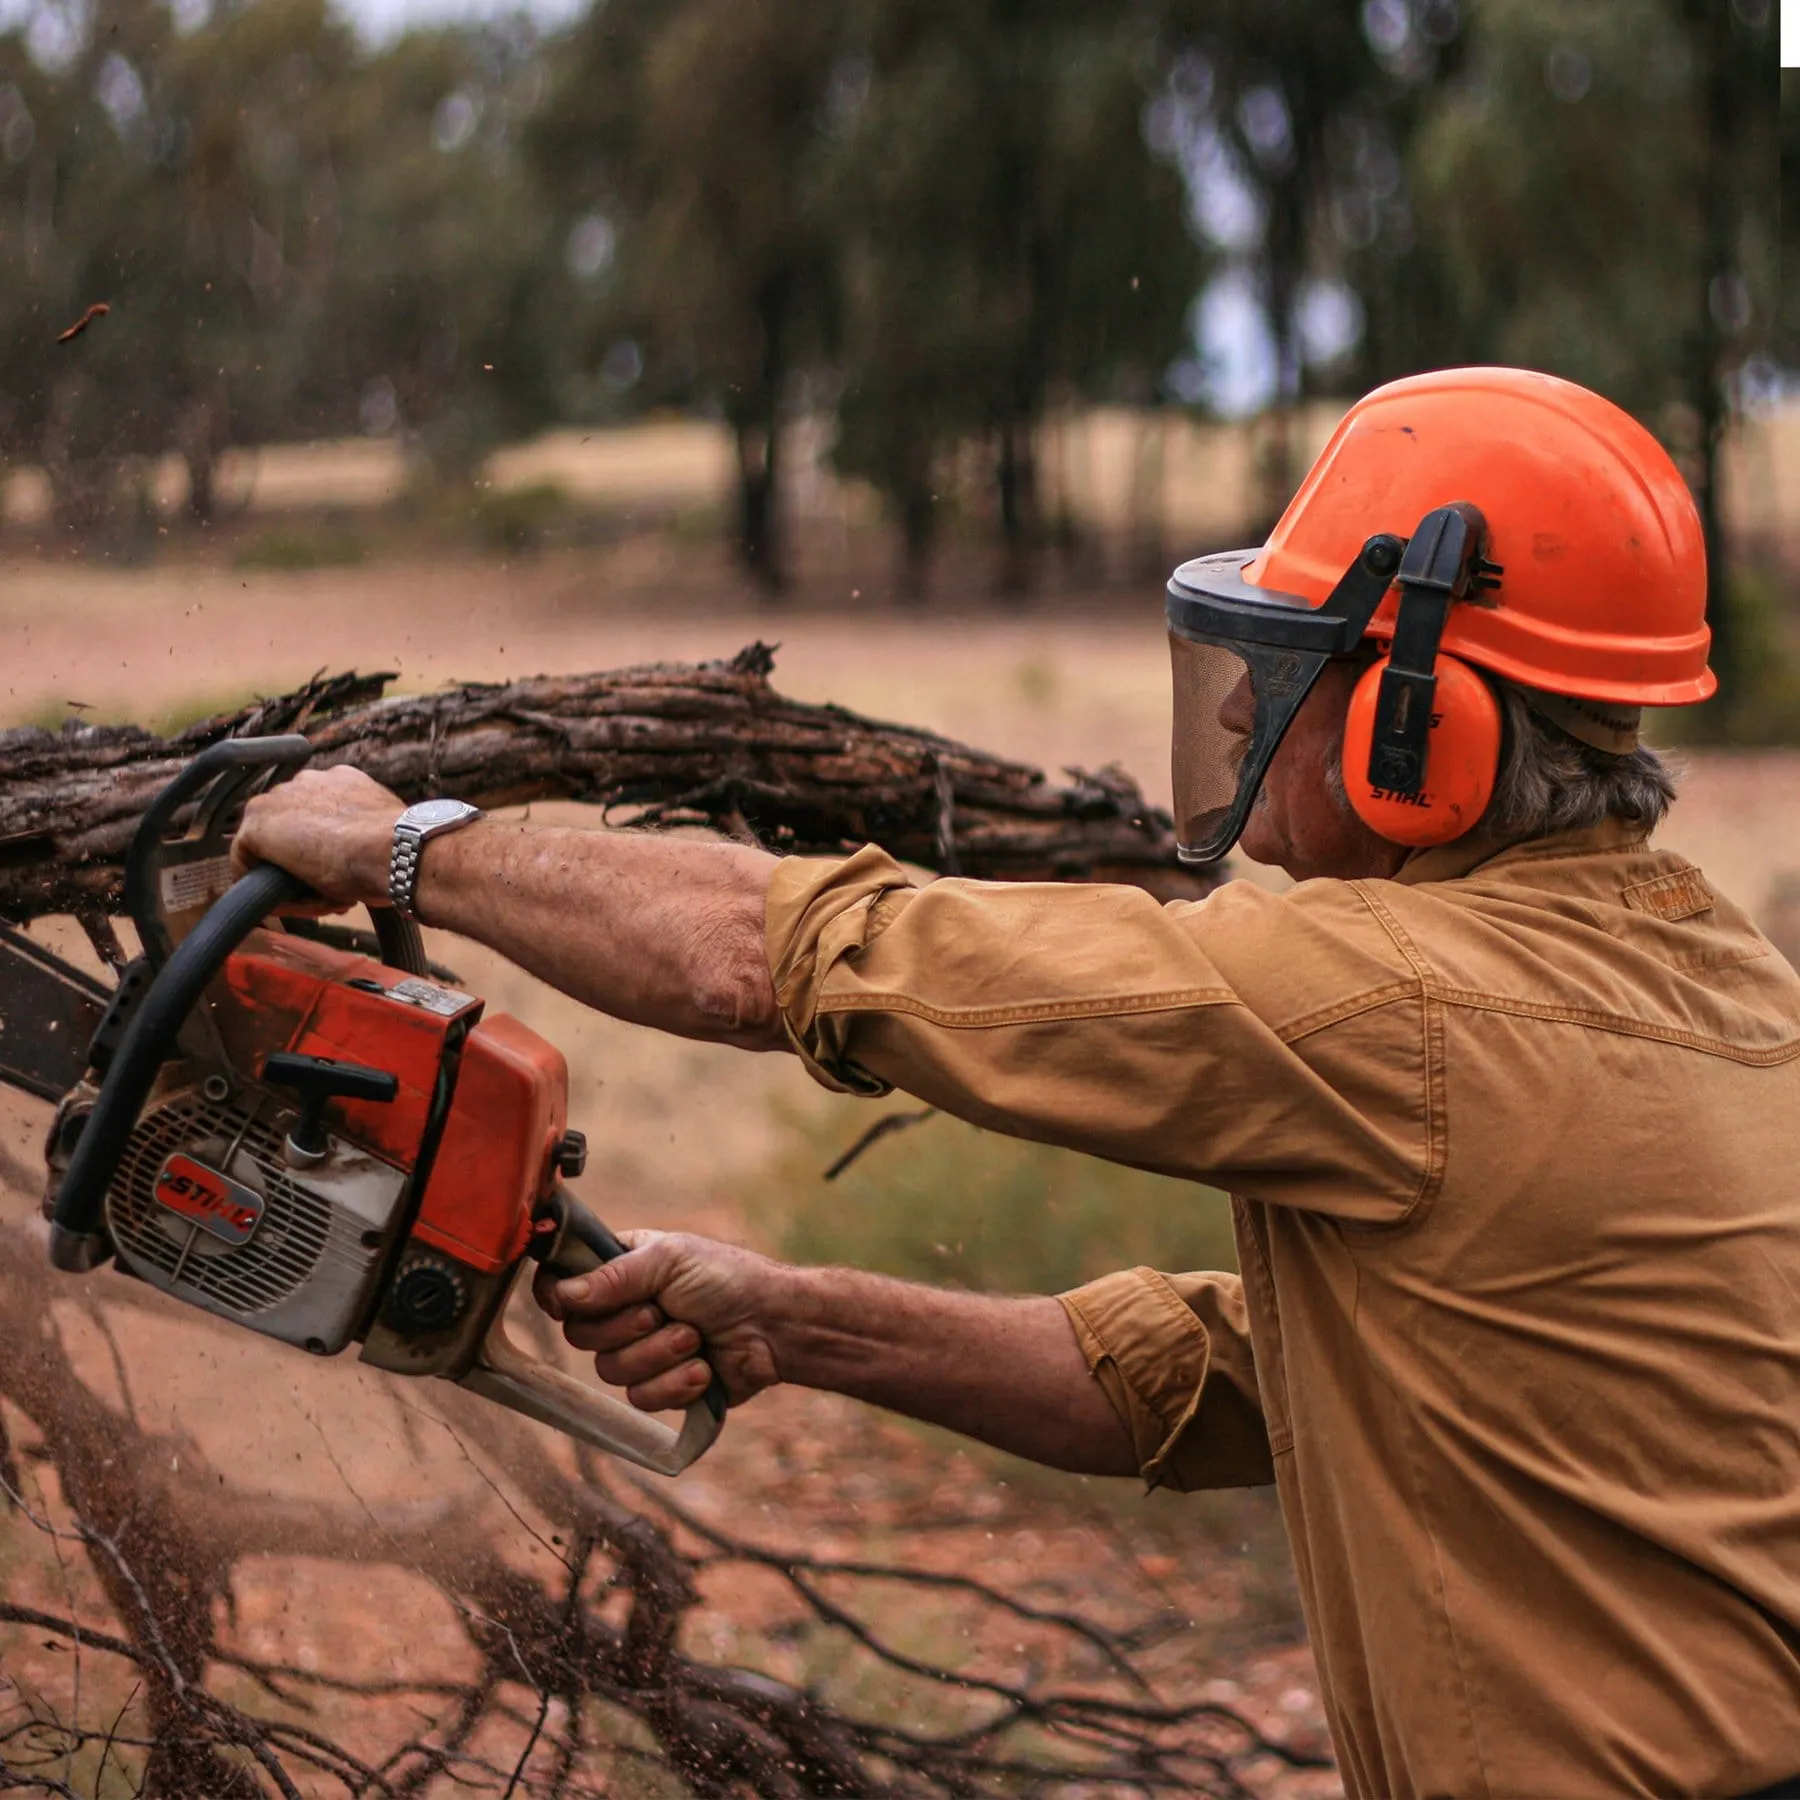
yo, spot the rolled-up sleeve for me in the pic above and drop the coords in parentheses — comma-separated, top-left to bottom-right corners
(1059, 1266, 1273, 1490)
(765, 847, 1435, 1224)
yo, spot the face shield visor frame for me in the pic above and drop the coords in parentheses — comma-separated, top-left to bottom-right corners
(1166, 535, 1404, 864)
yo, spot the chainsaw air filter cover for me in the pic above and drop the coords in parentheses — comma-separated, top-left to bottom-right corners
(106, 1086, 410, 1352)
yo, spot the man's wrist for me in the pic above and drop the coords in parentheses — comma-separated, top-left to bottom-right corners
(356, 813, 406, 906)
(404, 815, 493, 927)
(763, 1261, 851, 1391)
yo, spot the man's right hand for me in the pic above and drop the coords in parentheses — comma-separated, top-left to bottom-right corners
(534, 1231, 787, 1413)
(531, 1225, 1140, 1479)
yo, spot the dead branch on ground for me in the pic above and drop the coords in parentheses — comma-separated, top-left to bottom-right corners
(0, 1217, 1327, 1798)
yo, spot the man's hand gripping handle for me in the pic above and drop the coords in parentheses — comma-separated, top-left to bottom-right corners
(456, 1189, 726, 1477)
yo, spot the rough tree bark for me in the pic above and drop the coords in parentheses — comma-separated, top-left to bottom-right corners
(0, 643, 1221, 923)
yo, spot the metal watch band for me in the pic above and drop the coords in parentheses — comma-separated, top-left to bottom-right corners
(389, 824, 426, 919)
(387, 800, 482, 920)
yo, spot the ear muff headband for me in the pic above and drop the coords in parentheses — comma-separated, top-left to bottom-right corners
(1344, 652, 1502, 847)
(1341, 501, 1505, 849)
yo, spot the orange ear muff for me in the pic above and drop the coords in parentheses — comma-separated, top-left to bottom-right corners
(1343, 652, 1501, 848)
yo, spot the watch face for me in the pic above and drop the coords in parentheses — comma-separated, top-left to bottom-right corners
(403, 799, 478, 832)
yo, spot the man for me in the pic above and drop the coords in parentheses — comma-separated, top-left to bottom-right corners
(237, 368, 1800, 1799)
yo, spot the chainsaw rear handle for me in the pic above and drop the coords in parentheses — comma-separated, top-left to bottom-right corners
(530, 1188, 730, 1426)
(456, 1187, 727, 1478)
(50, 859, 310, 1269)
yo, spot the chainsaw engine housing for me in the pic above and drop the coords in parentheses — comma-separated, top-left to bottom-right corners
(29, 735, 722, 1476)
(58, 924, 571, 1372)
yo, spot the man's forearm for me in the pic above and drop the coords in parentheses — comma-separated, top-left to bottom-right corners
(233, 768, 788, 1049)
(414, 821, 784, 1050)
(773, 1265, 1138, 1477)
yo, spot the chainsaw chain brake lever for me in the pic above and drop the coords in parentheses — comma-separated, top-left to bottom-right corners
(455, 1187, 727, 1478)
(126, 734, 315, 973)
(124, 733, 432, 981)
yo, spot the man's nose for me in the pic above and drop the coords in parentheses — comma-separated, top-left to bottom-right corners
(1217, 667, 1254, 736)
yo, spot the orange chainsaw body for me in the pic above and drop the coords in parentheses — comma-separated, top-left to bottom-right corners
(34, 734, 722, 1475)
(217, 930, 563, 1276)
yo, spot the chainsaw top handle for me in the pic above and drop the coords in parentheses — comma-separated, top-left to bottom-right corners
(49, 858, 310, 1269)
(50, 731, 420, 1271)
(125, 734, 314, 971)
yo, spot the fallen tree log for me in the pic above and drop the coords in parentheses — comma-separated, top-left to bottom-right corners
(0, 644, 1220, 922)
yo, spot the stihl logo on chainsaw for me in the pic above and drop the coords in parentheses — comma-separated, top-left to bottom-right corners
(152, 1154, 263, 1245)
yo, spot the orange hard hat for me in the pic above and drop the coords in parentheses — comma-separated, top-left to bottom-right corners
(1246, 366, 1713, 706)
(1165, 367, 1712, 863)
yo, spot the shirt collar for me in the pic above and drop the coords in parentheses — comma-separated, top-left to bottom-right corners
(1391, 816, 1652, 888)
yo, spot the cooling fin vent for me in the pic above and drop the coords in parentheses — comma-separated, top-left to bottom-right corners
(107, 1099, 331, 1317)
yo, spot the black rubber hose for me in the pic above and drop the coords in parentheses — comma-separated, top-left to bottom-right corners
(49, 861, 308, 1268)
(372, 909, 431, 977)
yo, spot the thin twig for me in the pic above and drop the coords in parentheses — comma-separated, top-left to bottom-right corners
(823, 1107, 938, 1181)
(653, 1482, 1150, 1690)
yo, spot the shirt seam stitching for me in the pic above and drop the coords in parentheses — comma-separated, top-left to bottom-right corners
(1388, 1311, 1495, 1796)
(1275, 981, 1420, 1045)
(1461, 835, 1652, 873)
(1347, 884, 1445, 1224)
(1234, 1201, 1293, 1456)
(1424, 985, 1800, 1063)
(1660, 943, 1769, 974)
(811, 987, 1239, 1028)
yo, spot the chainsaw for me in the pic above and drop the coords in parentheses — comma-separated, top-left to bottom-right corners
(0, 735, 724, 1476)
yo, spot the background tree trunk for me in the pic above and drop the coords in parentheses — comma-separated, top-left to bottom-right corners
(1682, 0, 1742, 697)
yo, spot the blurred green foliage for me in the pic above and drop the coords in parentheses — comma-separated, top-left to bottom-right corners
(0, 0, 1785, 642)
(751, 1103, 1238, 1297)
(0, 0, 568, 530)
(468, 478, 570, 553)
(230, 522, 365, 569)
(821, 3, 1202, 593)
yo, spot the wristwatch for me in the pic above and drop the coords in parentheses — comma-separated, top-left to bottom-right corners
(389, 799, 483, 919)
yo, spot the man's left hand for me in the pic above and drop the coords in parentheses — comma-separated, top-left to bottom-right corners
(231, 765, 404, 906)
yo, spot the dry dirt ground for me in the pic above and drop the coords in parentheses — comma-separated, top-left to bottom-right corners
(1, 530, 1798, 1796)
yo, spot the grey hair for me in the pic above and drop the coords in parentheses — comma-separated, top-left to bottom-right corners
(1482, 683, 1678, 844)
(1323, 672, 1678, 843)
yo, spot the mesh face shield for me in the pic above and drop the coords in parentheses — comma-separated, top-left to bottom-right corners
(1167, 539, 1405, 863)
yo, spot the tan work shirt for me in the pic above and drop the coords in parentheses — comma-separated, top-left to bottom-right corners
(765, 821, 1800, 1799)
